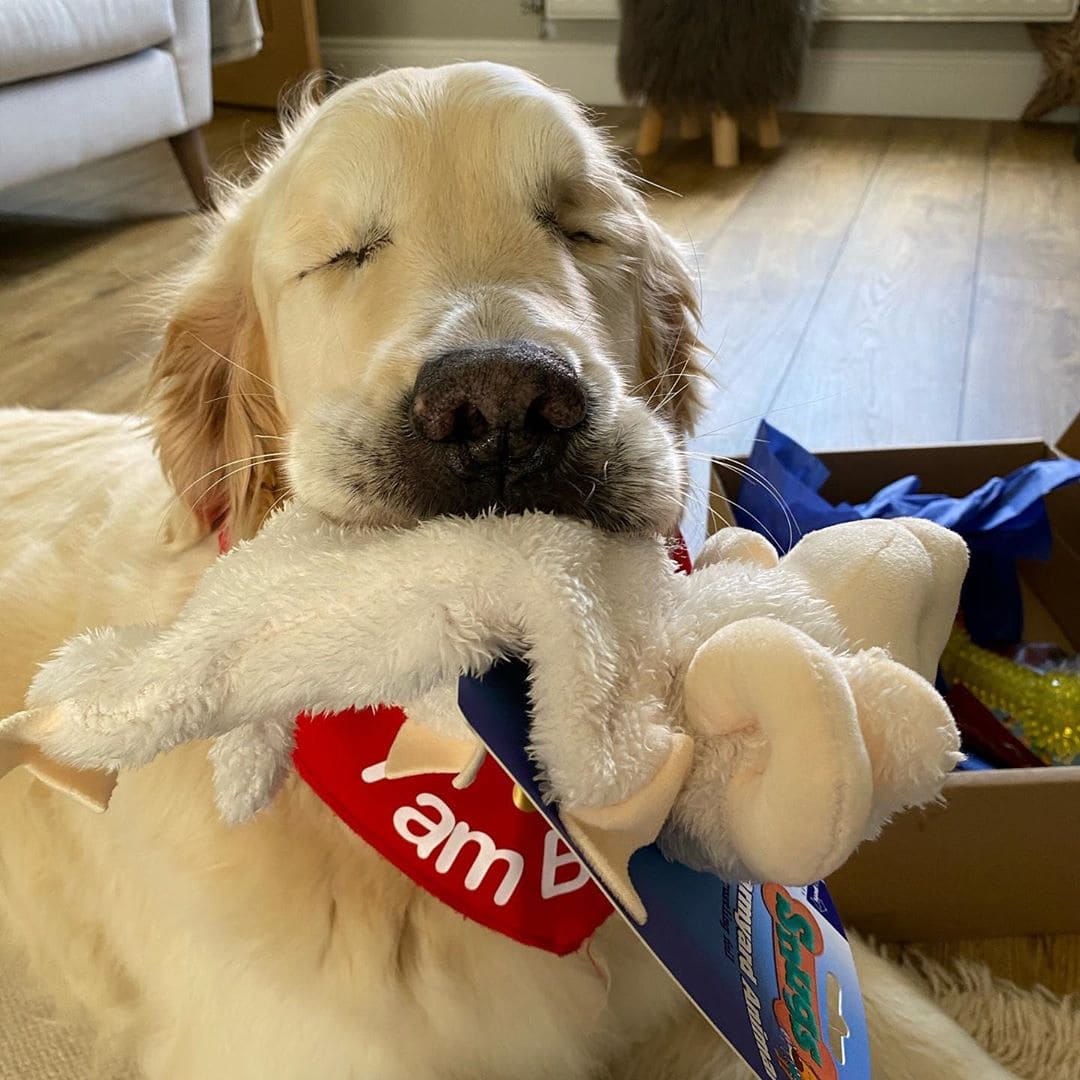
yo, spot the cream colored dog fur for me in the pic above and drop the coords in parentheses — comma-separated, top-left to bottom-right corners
(0, 62, 1014, 1080)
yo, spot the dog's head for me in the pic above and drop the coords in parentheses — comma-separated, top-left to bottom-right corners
(150, 63, 705, 542)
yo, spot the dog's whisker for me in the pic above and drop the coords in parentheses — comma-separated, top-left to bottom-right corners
(630, 173, 682, 200)
(201, 393, 282, 406)
(179, 331, 277, 393)
(676, 223, 706, 313)
(188, 458, 289, 512)
(174, 453, 288, 505)
(629, 367, 714, 396)
(709, 457, 799, 549)
(264, 486, 294, 518)
(670, 442, 799, 552)
(689, 392, 844, 444)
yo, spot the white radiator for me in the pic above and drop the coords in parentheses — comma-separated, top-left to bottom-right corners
(545, 0, 1078, 20)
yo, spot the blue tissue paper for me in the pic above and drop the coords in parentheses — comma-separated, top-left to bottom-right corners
(730, 422, 1080, 647)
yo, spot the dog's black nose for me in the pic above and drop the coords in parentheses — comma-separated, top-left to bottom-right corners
(410, 342, 586, 481)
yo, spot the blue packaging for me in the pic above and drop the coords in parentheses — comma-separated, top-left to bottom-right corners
(460, 661, 871, 1080)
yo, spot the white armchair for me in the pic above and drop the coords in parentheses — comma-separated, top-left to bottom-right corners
(0, 0, 214, 207)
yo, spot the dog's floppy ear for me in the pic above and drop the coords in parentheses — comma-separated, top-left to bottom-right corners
(146, 213, 286, 546)
(635, 219, 708, 435)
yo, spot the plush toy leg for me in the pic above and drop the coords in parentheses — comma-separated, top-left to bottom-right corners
(208, 721, 297, 825)
(635, 105, 664, 156)
(710, 111, 739, 168)
(683, 618, 873, 884)
(839, 650, 962, 833)
(562, 734, 693, 924)
(781, 519, 969, 682)
(0, 709, 117, 811)
(696, 528, 779, 572)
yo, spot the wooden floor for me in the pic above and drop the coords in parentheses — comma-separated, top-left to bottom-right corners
(2, 108, 1078, 458)
(637, 113, 1080, 461)
(0, 109, 278, 414)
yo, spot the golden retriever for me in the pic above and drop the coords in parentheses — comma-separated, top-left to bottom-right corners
(0, 63, 1012, 1079)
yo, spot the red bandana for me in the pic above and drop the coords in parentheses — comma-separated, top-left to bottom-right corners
(292, 706, 612, 954)
(221, 526, 689, 954)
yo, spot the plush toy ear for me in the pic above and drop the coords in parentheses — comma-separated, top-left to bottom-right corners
(682, 617, 873, 884)
(838, 649, 962, 836)
(889, 517, 970, 677)
(562, 733, 694, 924)
(779, 518, 968, 682)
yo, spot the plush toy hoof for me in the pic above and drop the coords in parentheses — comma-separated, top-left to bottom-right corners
(385, 717, 483, 784)
(0, 706, 117, 811)
(684, 618, 873, 884)
(562, 733, 694, 924)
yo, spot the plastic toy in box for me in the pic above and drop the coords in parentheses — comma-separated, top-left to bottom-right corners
(941, 626, 1080, 767)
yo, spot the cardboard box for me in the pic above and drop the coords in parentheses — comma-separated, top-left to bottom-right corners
(708, 414, 1080, 942)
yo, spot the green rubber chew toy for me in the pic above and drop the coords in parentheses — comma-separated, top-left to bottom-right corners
(941, 626, 1080, 766)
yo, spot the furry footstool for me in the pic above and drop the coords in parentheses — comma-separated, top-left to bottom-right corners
(617, 0, 816, 167)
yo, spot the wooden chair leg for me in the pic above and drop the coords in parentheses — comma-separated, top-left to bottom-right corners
(711, 111, 739, 168)
(679, 111, 703, 140)
(756, 106, 782, 150)
(635, 105, 664, 157)
(168, 127, 214, 210)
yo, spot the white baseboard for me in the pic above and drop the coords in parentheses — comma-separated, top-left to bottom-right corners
(321, 37, 624, 111)
(544, 0, 1080, 20)
(321, 34, 1079, 123)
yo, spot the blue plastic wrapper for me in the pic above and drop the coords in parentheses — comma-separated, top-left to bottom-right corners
(731, 422, 1080, 647)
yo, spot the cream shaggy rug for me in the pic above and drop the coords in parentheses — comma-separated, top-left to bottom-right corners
(1, 945, 1077, 1079)
(892, 952, 1080, 1080)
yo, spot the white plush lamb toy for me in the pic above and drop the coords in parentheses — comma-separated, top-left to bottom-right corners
(0, 508, 966, 912)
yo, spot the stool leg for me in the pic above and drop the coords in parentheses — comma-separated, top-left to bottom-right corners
(679, 111, 703, 140)
(711, 111, 739, 168)
(756, 106, 782, 150)
(636, 105, 664, 157)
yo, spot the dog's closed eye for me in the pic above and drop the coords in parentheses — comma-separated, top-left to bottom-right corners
(563, 228, 603, 246)
(299, 232, 392, 279)
(535, 206, 603, 247)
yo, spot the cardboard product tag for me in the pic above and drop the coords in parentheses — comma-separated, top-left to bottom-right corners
(459, 661, 871, 1080)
